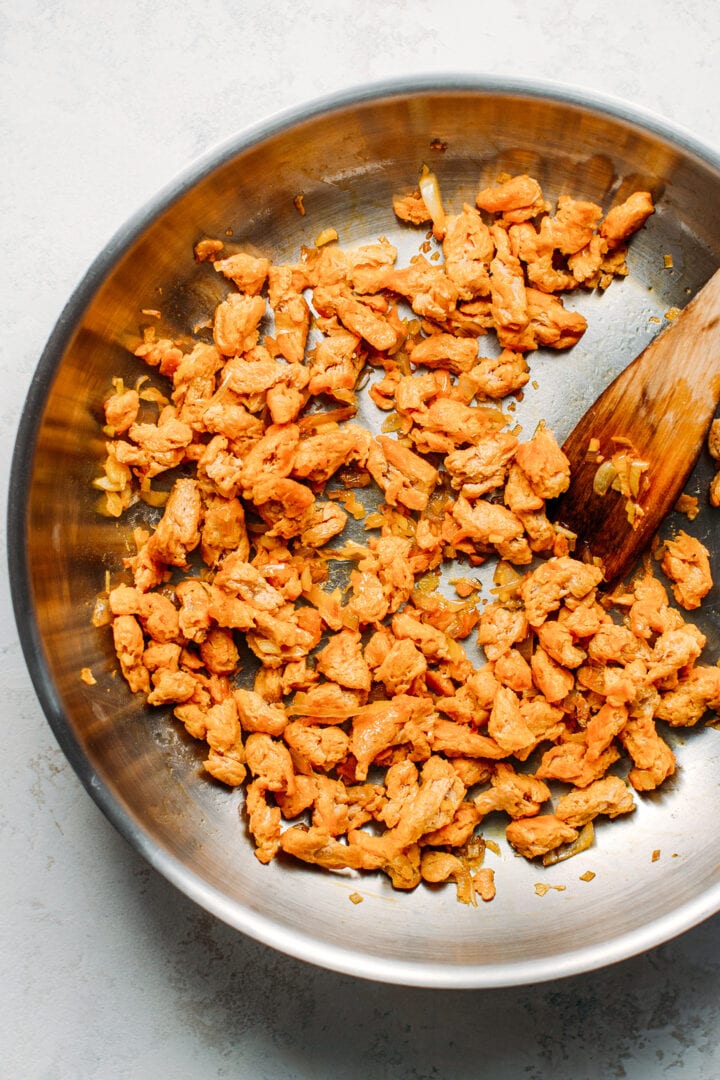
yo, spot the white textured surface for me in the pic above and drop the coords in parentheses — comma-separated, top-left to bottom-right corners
(3, 2, 720, 1077)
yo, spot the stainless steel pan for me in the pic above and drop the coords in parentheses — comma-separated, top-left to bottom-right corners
(9, 76, 720, 988)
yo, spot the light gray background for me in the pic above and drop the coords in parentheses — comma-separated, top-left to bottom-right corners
(3, 2, 720, 1077)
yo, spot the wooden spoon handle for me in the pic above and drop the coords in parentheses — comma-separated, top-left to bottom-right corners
(553, 267, 720, 583)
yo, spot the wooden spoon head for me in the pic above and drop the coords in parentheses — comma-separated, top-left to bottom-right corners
(551, 269, 720, 584)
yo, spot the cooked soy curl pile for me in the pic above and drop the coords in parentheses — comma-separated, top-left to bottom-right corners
(94, 169, 720, 906)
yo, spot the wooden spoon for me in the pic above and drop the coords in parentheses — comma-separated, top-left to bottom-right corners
(552, 266, 720, 584)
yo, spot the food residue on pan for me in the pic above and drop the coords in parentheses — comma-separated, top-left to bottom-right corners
(675, 493, 700, 521)
(92, 169, 720, 907)
(707, 419, 720, 508)
(534, 882, 567, 896)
